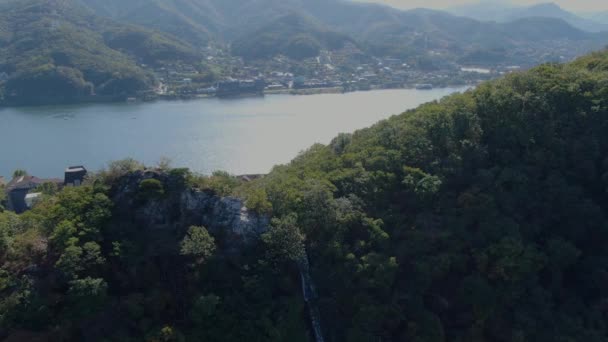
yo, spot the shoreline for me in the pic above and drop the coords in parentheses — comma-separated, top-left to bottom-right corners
(0, 85, 468, 180)
(0, 83, 474, 109)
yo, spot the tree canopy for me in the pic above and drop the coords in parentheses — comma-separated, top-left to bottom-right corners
(2, 50, 608, 341)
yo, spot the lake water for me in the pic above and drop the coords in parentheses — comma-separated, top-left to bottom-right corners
(0, 87, 468, 179)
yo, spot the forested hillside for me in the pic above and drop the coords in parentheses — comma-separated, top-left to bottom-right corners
(1, 0, 607, 105)
(79, 0, 608, 63)
(0, 0, 199, 105)
(254, 49, 608, 341)
(231, 13, 354, 60)
(2, 50, 608, 341)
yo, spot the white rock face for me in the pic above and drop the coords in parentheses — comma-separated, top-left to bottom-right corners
(182, 190, 269, 243)
(112, 170, 270, 250)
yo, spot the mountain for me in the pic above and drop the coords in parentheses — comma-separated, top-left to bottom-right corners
(345, 8, 604, 65)
(450, 2, 608, 32)
(77, 0, 303, 44)
(507, 3, 608, 32)
(3, 49, 608, 341)
(231, 13, 355, 60)
(103, 26, 199, 64)
(448, 0, 515, 20)
(78, 0, 608, 64)
(79, 0, 219, 44)
(1, 0, 607, 105)
(0, 0, 199, 105)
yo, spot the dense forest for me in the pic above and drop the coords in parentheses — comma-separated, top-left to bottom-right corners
(2, 50, 608, 341)
(231, 13, 353, 61)
(0, 0, 200, 105)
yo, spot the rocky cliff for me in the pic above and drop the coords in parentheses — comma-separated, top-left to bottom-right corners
(109, 170, 269, 254)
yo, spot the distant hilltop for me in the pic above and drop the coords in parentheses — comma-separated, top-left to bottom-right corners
(1, 0, 607, 106)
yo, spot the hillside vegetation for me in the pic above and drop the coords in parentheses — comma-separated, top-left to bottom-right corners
(2, 49, 608, 341)
(0, 0, 607, 105)
(231, 13, 353, 60)
(79, 0, 608, 63)
(0, 0, 199, 104)
(80, 0, 218, 44)
(252, 49, 608, 341)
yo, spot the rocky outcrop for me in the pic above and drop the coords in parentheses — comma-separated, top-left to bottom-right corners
(181, 190, 268, 243)
(110, 170, 269, 252)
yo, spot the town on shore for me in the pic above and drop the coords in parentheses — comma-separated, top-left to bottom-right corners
(149, 46, 517, 101)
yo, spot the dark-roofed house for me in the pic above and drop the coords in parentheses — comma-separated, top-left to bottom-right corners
(64, 166, 87, 186)
(6, 175, 62, 213)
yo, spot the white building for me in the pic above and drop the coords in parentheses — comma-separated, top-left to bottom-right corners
(25, 193, 42, 209)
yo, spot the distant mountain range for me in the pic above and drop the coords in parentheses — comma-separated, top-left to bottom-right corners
(449, 2, 608, 33)
(77, 0, 607, 61)
(1, 0, 607, 105)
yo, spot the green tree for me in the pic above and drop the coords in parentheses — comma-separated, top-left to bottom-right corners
(192, 171, 241, 196)
(55, 243, 84, 278)
(12, 169, 27, 179)
(67, 277, 108, 316)
(190, 294, 221, 324)
(180, 226, 215, 264)
(34, 182, 59, 196)
(50, 220, 77, 250)
(245, 188, 273, 215)
(82, 241, 106, 267)
(262, 214, 305, 263)
(139, 179, 165, 199)
(100, 158, 145, 184)
(402, 166, 442, 197)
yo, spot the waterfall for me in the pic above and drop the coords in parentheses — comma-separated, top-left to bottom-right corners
(299, 253, 325, 342)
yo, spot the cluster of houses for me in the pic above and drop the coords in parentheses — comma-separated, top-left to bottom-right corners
(215, 79, 266, 97)
(1, 166, 87, 213)
(142, 42, 501, 101)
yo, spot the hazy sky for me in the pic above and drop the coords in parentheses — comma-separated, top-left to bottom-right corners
(355, 0, 608, 12)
